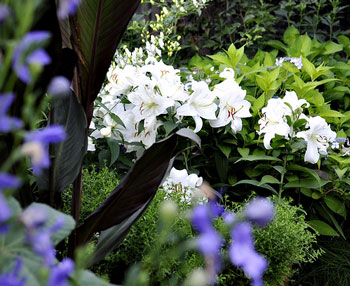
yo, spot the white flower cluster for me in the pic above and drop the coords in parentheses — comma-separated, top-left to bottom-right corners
(258, 91, 336, 164)
(89, 50, 251, 156)
(162, 167, 206, 203)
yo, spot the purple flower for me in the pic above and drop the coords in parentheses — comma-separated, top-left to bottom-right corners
(0, 93, 23, 132)
(0, 258, 26, 286)
(229, 222, 268, 286)
(23, 125, 66, 175)
(244, 198, 274, 227)
(0, 4, 10, 23)
(47, 258, 74, 286)
(0, 173, 21, 191)
(57, 0, 82, 19)
(25, 216, 64, 267)
(191, 203, 224, 282)
(21, 205, 47, 230)
(48, 76, 71, 97)
(12, 31, 51, 83)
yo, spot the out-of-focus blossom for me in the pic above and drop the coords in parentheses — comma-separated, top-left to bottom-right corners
(0, 258, 26, 286)
(331, 137, 347, 149)
(0, 93, 23, 132)
(12, 31, 51, 83)
(244, 197, 274, 227)
(22, 125, 66, 175)
(20, 205, 47, 230)
(0, 4, 10, 23)
(191, 203, 224, 282)
(48, 76, 71, 97)
(296, 116, 336, 164)
(176, 81, 217, 133)
(47, 258, 75, 286)
(210, 68, 251, 133)
(25, 215, 63, 267)
(275, 56, 303, 69)
(229, 222, 268, 286)
(57, 0, 81, 19)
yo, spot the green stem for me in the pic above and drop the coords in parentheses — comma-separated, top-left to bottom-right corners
(279, 155, 287, 203)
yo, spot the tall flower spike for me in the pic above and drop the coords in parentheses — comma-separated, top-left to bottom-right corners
(0, 93, 22, 132)
(244, 197, 274, 227)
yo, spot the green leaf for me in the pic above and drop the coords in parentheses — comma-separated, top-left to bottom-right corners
(215, 151, 228, 183)
(72, 270, 115, 286)
(259, 175, 280, 185)
(237, 147, 249, 157)
(321, 41, 343, 55)
(287, 164, 321, 188)
(233, 179, 278, 195)
(208, 52, 231, 67)
(308, 220, 339, 236)
(317, 109, 345, 118)
(324, 195, 346, 218)
(252, 93, 265, 114)
(75, 134, 179, 246)
(284, 178, 330, 189)
(107, 138, 120, 166)
(61, 0, 141, 121)
(283, 26, 300, 45)
(217, 143, 231, 158)
(235, 155, 282, 163)
(36, 92, 87, 195)
(265, 40, 288, 54)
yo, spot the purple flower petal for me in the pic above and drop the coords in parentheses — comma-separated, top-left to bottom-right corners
(21, 205, 47, 230)
(0, 192, 11, 223)
(27, 49, 51, 66)
(48, 258, 75, 286)
(0, 93, 23, 132)
(12, 31, 51, 83)
(244, 197, 274, 227)
(229, 222, 268, 285)
(0, 258, 26, 286)
(24, 126, 66, 175)
(0, 173, 20, 191)
(0, 4, 10, 23)
(191, 205, 212, 233)
(48, 76, 71, 97)
(58, 0, 82, 19)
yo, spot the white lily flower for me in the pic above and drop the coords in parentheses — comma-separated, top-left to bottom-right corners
(296, 116, 336, 164)
(128, 79, 174, 120)
(209, 71, 251, 133)
(163, 167, 204, 203)
(87, 137, 96, 152)
(282, 91, 309, 116)
(176, 81, 217, 133)
(257, 98, 290, 149)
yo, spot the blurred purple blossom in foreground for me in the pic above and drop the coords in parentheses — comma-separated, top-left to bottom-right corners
(58, 0, 82, 19)
(244, 197, 274, 227)
(191, 197, 274, 285)
(48, 258, 74, 286)
(0, 173, 20, 234)
(192, 202, 225, 282)
(0, 4, 10, 23)
(48, 76, 71, 97)
(0, 93, 22, 132)
(0, 258, 26, 286)
(22, 125, 66, 175)
(229, 222, 268, 286)
(12, 31, 51, 83)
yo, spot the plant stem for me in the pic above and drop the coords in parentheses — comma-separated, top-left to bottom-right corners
(279, 155, 288, 203)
